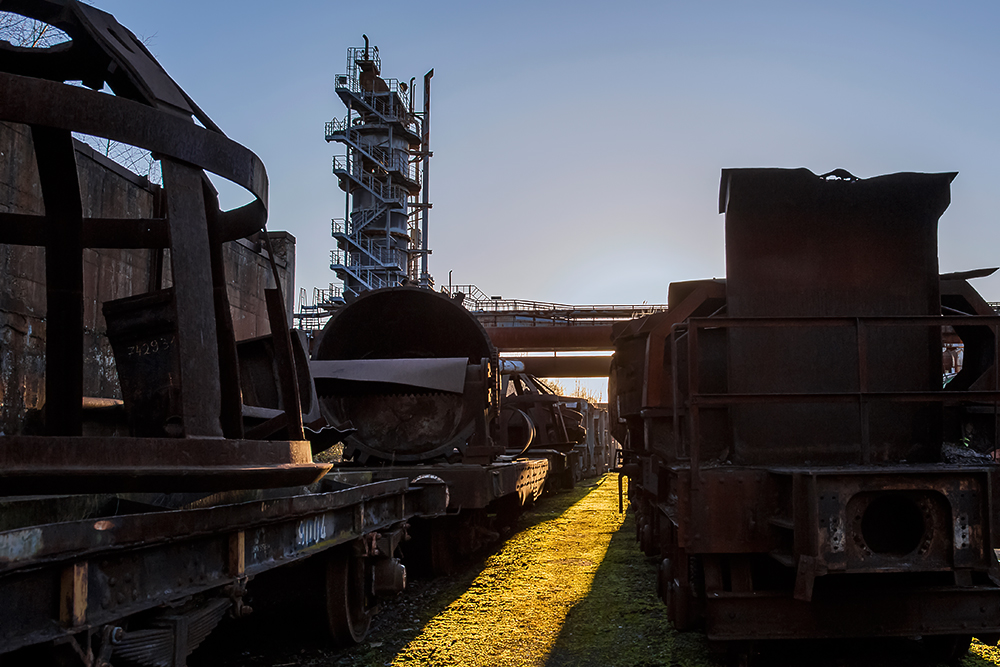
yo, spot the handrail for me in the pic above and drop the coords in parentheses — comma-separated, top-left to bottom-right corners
(332, 156, 408, 205)
(439, 285, 668, 321)
(326, 119, 421, 185)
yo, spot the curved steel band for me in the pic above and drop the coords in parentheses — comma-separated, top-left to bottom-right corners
(0, 71, 268, 246)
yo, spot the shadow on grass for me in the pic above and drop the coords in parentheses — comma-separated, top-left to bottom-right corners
(541, 492, 1000, 667)
(190, 480, 603, 667)
(542, 489, 718, 667)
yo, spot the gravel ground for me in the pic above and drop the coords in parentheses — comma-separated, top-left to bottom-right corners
(189, 475, 1000, 667)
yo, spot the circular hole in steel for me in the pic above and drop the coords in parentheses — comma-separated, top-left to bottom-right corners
(861, 494, 925, 556)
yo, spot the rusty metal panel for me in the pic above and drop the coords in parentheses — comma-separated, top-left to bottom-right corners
(705, 585, 1000, 640)
(0, 436, 328, 494)
(102, 289, 179, 437)
(328, 460, 547, 511)
(0, 3, 324, 489)
(720, 169, 954, 465)
(315, 287, 499, 464)
(780, 467, 995, 574)
(0, 477, 446, 654)
(688, 468, 776, 553)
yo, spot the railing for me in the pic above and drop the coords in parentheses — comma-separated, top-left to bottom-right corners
(330, 246, 406, 271)
(315, 284, 343, 303)
(345, 45, 381, 79)
(292, 285, 344, 330)
(334, 66, 414, 127)
(442, 284, 493, 303)
(332, 156, 408, 205)
(327, 120, 421, 185)
(334, 209, 388, 238)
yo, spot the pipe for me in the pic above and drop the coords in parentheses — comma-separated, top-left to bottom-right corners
(363, 34, 369, 60)
(421, 69, 433, 284)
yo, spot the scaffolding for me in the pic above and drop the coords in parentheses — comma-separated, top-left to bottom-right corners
(322, 36, 433, 307)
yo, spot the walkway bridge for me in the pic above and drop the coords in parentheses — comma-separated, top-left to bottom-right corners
(445, 285, 668, 378)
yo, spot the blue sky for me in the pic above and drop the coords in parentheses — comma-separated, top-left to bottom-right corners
(83, 1, 1000, 305)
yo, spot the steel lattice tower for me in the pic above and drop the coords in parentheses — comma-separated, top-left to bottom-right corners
(324, 37, 432, 304)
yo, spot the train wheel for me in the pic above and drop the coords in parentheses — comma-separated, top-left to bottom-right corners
(325, 550, 372, 645)
(922, 634, 972, 664)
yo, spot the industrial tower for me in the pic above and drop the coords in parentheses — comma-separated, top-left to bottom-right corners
(324, 36, 433, 305)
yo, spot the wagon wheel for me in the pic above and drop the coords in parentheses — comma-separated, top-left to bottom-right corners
(325, 549, 372, 645)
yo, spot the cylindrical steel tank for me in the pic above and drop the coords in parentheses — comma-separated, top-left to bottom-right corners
(313, 287, 498, 463)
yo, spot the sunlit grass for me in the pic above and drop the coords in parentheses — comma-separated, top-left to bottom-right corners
(390, 475, 624, 666)
(970, 638, 1000, 665)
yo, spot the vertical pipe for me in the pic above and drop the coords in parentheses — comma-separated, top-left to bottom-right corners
(420, 69, 434, 285)
(672, 324, 680, 455)
(687, 321, 701, 543)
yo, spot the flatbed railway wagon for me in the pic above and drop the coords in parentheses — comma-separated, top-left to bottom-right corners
(0, 477, 447, 664)
(611, 168, 1000, 661)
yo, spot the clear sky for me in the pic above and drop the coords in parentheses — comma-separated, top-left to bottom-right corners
(82, 1, 1000, 306)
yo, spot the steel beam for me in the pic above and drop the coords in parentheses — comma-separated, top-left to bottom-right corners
(514, 355, 612, 378)
(484, 325, 613, 352)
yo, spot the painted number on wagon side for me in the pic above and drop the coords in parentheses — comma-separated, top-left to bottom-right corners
(297, 517, 327, 548)
(126, 335, 173, 357)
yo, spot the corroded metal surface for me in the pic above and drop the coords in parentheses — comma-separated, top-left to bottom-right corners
(0, 477, 448, 656)
(611, 168, 1000, 648)
(0, 0, 322, 490)
(314, 287, 500, 464)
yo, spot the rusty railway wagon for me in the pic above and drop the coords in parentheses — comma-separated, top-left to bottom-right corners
(0, 2, 450, 664)
(611, 167, 1000, 661)
(310, 287, 553, 575)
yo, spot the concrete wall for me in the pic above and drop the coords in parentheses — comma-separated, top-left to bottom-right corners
(0, 121, 294, 433)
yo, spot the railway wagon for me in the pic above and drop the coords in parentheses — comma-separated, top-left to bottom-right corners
(0, 3, 451, 663)
(311, 287, 551, 574)
(500, 368, 616, 488)
(611, 168, 1000, 661)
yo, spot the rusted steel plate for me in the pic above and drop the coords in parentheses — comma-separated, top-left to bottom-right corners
(32, 125, 85, 435)
(705, 586, 1000, 640)
(0, 71, 268, 244)
(0, 478, 447, 654)
(316, 287, 500, 464)
(720, 168, 956, 466)
(328, 459, 549, 510)
(311, 357, 470, 392)
(0, 437, 331, 494)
